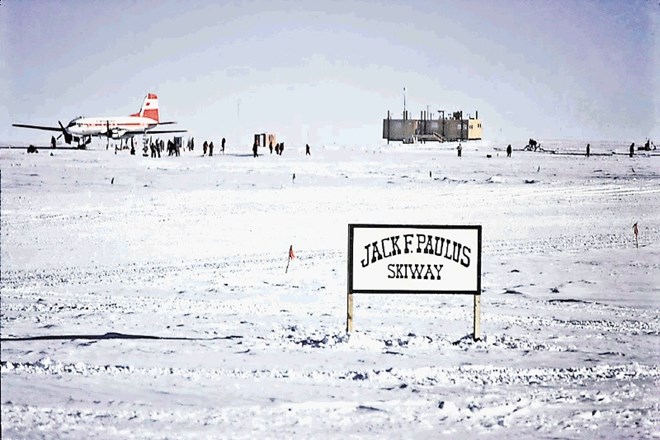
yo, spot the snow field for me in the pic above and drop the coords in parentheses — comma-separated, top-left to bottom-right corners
(1, 142, 659, 438)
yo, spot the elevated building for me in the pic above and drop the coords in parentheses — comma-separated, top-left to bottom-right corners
(383, 110, 482, 143)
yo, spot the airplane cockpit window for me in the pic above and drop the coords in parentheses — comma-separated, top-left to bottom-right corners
(67, 117, 84, 128)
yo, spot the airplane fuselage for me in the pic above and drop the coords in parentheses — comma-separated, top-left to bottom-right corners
(68, 116, 159, 139)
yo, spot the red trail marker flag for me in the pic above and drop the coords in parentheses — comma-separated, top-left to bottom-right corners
(286, 245, 295, 273)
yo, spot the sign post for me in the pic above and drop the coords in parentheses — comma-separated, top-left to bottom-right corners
(473, 294, 481, 340)
(346, 292, 354, 333)
(347, 224, 482, 340)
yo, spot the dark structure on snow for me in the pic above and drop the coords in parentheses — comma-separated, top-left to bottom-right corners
(383, 109, 483, 144)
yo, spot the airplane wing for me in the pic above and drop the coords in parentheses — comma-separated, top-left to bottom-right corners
(12, 123, 62, 132)
(95, 128, 188, 140)
(0, 145, 88, 150)
(157, 121, 178, 125)
(143, 129, 188, 135)
(116, 128, 188, 137)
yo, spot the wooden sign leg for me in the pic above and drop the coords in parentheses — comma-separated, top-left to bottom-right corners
(473, 294, 481, 341)
(346, 293, 354, 333)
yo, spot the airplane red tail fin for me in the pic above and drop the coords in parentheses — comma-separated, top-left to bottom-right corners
(130, 93, 159, 122)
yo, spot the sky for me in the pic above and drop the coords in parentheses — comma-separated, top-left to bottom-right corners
(0, 0, 658, 147)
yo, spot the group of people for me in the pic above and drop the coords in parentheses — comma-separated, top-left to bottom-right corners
(254, 141, 286, 157)
(202, 138, 226, 156)
(167, 139, 180, 156)
(582, 141, 656, 157)
(270, 141, 285, 156)
(630, 139, 656, 156)
(499, 141, 654, 158)
(455, 140, 655, 158)
(145, 139, 182, 157)
(143, 136, 226, 158)
(251, 141, 313, 158)
(588, 140, 655, 158)
(149, 139, 163, 157)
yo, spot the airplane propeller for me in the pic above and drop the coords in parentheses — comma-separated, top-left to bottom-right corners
(57, 120, 73, 144)
(105, 120, 112, 149)
(57, 121, 64, 138)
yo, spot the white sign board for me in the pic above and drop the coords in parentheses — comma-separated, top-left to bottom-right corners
(348, 224, 481, 294)
(346, 224, 483, 338)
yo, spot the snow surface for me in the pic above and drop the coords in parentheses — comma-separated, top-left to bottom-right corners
(1, 141, 659, 439)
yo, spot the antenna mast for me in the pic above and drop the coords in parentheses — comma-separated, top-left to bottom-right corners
(403, 86, 406, 119)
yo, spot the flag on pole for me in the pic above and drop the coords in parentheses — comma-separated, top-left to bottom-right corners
(285, 245, 295, 273)
(633, 222, 639, 248)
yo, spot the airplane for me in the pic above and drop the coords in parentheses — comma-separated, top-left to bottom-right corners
(12, 93, 187, 148)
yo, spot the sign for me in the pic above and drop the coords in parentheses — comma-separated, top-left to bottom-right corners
(347, 224, 482, 339)
(349, 224, 481, 294)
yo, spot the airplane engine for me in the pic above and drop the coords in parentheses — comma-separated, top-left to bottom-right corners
(103, 121, 124, 139)
(111, 130, 126, 139)
(105, 121, 123, 139)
